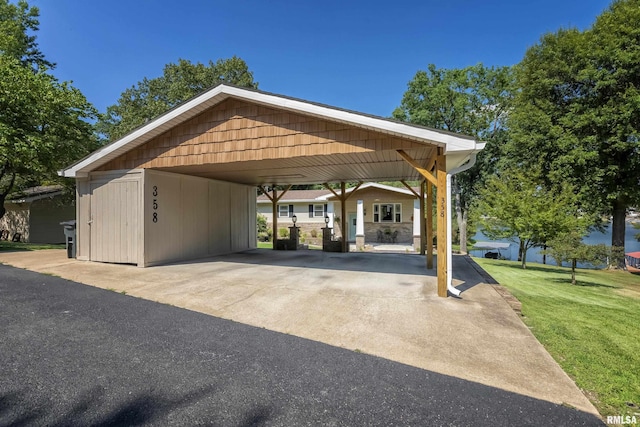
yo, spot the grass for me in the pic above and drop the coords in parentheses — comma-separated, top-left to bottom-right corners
(474, 257, 640, 418)
(0, 241, 66, 251)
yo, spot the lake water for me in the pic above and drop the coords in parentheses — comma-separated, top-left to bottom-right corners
(470, 222, 640, 267)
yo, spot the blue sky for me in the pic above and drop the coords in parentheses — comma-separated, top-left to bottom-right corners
(31, 0, 609, 118)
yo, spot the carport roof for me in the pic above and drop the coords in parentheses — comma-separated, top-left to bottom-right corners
(60, 84, 484, 183)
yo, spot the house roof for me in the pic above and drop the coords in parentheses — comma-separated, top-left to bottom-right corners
(257, 189, 331, 203)
(257, 183, 419, 203)
(6, 185, 64, 203)
(60, 84, 484, 183)
(319, 182, 417, 200)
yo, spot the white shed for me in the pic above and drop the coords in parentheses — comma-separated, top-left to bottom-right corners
(75, 169, 255, 266)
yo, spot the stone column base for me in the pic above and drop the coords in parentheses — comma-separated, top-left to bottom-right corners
(413, 235, 422, 252)
(356, 235, 365, 251)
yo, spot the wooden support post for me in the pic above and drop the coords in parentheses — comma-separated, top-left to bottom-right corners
(323, 182, 362, 253)
(259, 185, 291, 250)
(436, 150, 447, 297)
(341, 182, 347, 252)
(272, 188, 278, 250)
(426, 181, 434, 269)
(420, 181, 426, 256)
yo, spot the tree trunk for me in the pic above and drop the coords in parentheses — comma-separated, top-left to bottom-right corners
(610, 198, 626, 269)
(520, 241, 527, 269)
(571, 259, 577, 285)
(0, 172, 16, 221)
(456, 201, 468, 254)
(454, 179, 468, 254)
(542, 243, 547, 265)
(518, 240, 524, 262)
(0, 194, 5, 220)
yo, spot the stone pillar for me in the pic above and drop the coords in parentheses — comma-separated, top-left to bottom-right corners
(355, 199, 365, 250)
(289, 226, 299, 249)
(413, 198, 421, 251)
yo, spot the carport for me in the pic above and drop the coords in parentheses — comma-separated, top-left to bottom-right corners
(60, 84, 484, 297)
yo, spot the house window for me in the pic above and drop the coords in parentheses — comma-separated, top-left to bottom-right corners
(278, 204, 293, 218)
(373, 203, 402, 223)
(313, 204, 324, 217)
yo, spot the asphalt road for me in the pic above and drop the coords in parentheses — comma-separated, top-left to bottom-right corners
(0, 264, 604, 426)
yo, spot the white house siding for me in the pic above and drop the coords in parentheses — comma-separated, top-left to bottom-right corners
(142, 169, 255, 266)
(256, 202, 329, 225)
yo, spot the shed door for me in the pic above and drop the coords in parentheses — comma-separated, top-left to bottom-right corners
(90, 181, 139, 264)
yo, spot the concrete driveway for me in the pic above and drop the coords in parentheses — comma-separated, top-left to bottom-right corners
(0, 248, 599, 417)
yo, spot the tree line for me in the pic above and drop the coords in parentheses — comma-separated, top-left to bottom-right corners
(1, 0, 638, 269)
(395, 0, 640, 269)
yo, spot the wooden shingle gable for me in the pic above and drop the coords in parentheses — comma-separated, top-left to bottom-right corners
(97, 98, 429, 172)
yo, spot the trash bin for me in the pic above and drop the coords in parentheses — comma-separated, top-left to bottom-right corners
(60, 220, 77, 259)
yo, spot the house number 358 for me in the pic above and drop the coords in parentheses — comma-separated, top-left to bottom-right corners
(152, 186, 158, 223)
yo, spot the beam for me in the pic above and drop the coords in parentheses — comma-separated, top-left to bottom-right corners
(324, 182, 363, 252)
(271, 187, 278, 249)
(261, 185, 291, 250)
(424, 152, 438, 176)
(396, 150, 437, 186)
(426, 180, 434, 269)
(400, 180, 420, 198)
(436, 150, 447, 297)
(322, 183, 341, 199)
(341, 182, 347, 252)
(342, 181, 363, 201)
(420, 181, 426, 256)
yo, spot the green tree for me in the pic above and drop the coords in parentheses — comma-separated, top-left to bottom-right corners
(545, 232, 609, 285)
(505, 0, 640, 266)
(0, 0, 52, 69)
(393, 63, 514, 253)
(0, 1, 97, 220)
(97, 57, 259, 141)
(474, 170, 588, 269)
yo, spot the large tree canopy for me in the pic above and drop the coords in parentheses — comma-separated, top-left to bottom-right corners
(0, 0, 51, 69)
(393, 63, 514, 252)
(0, 0, 96, 219)
(505, 0, 640, 262)
(96, 57, 259, 142)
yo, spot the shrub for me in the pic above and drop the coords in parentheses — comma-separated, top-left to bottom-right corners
(278, 228, 289, 238)
(257, 213, 268, 234)
(310, 229, 318, 238)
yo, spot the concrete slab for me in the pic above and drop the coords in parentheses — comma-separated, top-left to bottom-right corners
(0, 248, 599, 416)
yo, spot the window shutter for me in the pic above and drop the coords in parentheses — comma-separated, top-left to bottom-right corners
(324, 204, 328, 215)
(289, 205, 294, 217)
(309, 204, 314, 217)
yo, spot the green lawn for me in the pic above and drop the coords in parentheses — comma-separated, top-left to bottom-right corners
(474, 257, 640, 418)
(0, 241, 66, 251)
